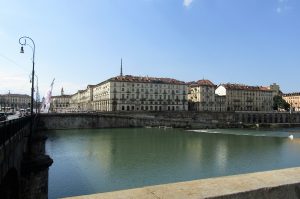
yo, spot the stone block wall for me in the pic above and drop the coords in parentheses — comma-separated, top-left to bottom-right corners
(38, 111, 300, 130)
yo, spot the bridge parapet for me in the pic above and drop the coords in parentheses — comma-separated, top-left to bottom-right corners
(0, 116, 31, 149)
(0, 116, 53, 199)
(0, 116, 31, 183)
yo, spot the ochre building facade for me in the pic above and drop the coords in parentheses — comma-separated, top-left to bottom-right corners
(283, 93, 300, 112)
(188, 80, 217, 111)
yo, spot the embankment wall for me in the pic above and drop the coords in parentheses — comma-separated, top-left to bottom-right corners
(38, 111, 300, 129)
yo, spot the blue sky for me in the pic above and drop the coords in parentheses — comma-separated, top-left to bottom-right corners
(0, 0, 299, 96)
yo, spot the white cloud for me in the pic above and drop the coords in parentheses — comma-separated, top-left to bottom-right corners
(183, 0, 194, 7)
(276, 0, 291, 13)
(276, 7, 282, 13)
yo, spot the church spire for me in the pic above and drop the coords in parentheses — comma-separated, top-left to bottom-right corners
(61, 87, 64, 96)
(120, 58, 123, 76)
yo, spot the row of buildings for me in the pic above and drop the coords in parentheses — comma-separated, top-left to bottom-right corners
(188, 81, 280, 112)
(52, 76, 188, 112)
(3, 66, 299, 113)
(0, 92, 31, 112)
(2, 79, 299, 114)
(51, 65, 290, 113)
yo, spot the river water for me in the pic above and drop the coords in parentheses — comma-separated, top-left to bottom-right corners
(46, 128, 300, 199)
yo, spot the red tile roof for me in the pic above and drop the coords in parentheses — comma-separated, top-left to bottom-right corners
(109, 75, 186, 85)
(188, 79, 216, 87)
(221, 83, 273, 92)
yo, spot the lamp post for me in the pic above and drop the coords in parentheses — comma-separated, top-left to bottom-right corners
(19, 36, 35, 117)
(19, 36, 35, 153)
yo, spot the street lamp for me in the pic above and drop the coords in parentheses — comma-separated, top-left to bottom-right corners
(19, 36, 35, 153)
(19, 36, 35, 117)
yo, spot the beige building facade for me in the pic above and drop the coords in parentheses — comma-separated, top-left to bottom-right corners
(283, 93, 300, 111)
(51, 95, 71, 112)
(51, 88, 71, 113)
(69, 92, 79, 111)
(215, 95, 226, 112)
(215, 84, 275, 112)
(188, 80, 216, 111)
(91, 75, 188, 112)
(0, 93, 31, 111)
(78, 85, 94, 111)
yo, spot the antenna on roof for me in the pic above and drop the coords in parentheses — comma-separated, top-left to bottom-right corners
(120, 58, 123, 76)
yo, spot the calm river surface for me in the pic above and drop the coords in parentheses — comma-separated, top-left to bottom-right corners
(46, 128, 300, 199)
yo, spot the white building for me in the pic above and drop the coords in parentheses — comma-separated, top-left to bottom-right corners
(92, 75, 188, 112)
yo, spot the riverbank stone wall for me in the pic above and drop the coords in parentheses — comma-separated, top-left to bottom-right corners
(38, 111, 300, 130)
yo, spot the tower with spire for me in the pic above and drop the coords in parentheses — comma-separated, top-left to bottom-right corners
(120, 58, 123, 76)
(61, 87, 64, 96)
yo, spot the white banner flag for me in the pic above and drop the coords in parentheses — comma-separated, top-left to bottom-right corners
(40, 78, 55, 113)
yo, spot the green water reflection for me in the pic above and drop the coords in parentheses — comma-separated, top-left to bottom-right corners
(46, 128, 300, 199)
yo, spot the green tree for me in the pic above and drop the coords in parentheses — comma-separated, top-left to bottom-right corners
(273, 95, 290, 111)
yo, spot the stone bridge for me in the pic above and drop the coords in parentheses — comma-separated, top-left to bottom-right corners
(0, 116, 52, 199)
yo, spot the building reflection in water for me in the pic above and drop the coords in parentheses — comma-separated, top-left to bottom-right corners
(215, 139, 228, 173)
(46, 128, 300, 199)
